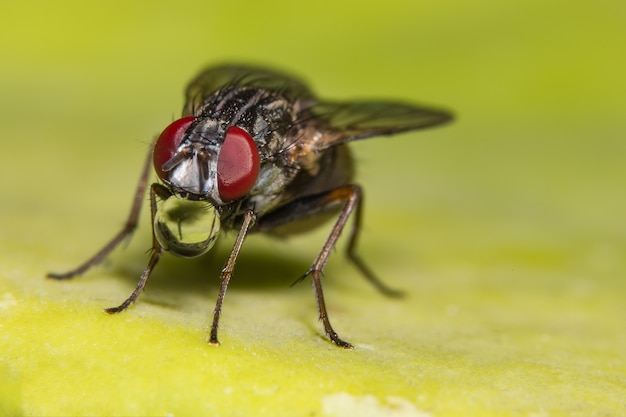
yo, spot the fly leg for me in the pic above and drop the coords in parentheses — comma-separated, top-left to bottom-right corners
(255, 184, 394, 348)
(299, 185, 360, 348)
(344, 188, 404, 298)
(208, 209, 256, 346)
(104, 183, 171, 313)
(47, 147, 154, 280)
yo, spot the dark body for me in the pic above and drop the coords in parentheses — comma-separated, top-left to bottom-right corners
(49, 65, 453, 348)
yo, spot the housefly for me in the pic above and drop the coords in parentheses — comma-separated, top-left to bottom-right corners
(48, 64, 453, 348)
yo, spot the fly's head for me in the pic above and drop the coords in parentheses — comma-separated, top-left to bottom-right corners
(153, 117, 261, 205)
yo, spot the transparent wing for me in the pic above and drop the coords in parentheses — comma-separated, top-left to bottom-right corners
(183, 64, 314, 116)
(300, 101, 453, 151)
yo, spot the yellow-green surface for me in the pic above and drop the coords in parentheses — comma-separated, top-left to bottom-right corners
(1, 1, 625, 416)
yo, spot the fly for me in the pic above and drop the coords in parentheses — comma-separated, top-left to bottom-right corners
(48, 64, 453, 348)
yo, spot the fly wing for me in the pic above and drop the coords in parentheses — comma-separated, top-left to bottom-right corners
(299, 101, 453, 152)
(183, 64, 314, 116)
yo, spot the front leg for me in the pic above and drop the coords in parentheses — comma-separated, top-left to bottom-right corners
(208, 209, 256, 346)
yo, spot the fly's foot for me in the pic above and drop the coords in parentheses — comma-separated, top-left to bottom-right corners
(47, 271, 78, 280)
(327, 330, 354, 349)
(208, 335, 221, 346)
(104, 301, 132, 314)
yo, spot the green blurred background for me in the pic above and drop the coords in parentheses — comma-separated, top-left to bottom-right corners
(1, 1, 625, 416)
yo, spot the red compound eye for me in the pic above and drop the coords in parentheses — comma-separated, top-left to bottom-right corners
(153, 116, 195, 181)
(217, 126, 260, 201)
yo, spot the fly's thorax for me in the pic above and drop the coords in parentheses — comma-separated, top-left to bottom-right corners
(243, 160, 299, 217)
